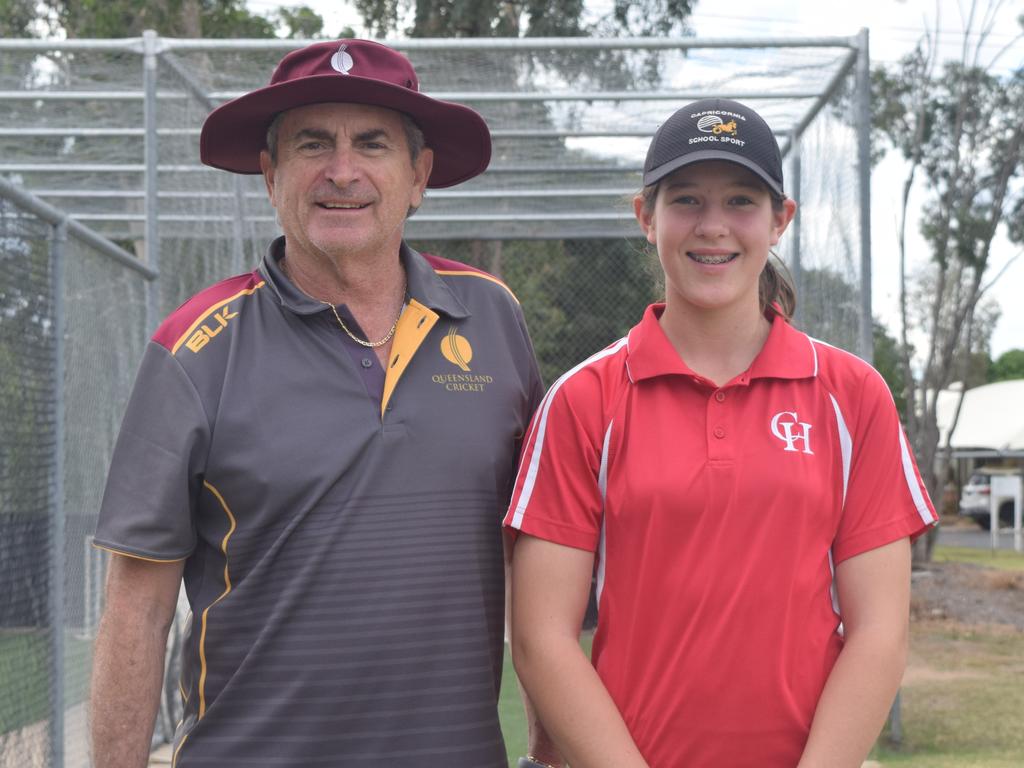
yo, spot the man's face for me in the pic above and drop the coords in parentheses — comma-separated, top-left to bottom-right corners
(259, 102, 433, 263)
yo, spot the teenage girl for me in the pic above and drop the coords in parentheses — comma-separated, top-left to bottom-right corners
(504, 99, 937, 768)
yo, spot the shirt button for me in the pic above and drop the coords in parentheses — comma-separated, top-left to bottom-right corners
(713, 427, 725, 439)
(360, 357, 373, 368)
(715, 390, 726, 402)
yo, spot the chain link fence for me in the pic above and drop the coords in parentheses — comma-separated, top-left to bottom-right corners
(0, 33, 871, 767)
(0, 178, 155, 766)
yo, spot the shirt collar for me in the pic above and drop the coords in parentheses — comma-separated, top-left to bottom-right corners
(260, 237, 469, 320)
(625, 304, 817, 384)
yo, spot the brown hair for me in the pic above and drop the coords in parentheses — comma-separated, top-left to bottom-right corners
(638, 182, 797, 321)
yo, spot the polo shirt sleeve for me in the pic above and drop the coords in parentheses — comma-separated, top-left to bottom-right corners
(93, 342, 210, 562)
(832, 366, 938, 564)
(503, 372, 605, 553)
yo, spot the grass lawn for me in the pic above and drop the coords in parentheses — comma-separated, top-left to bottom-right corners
(0, 631, 93, 735)
(868, 620, 1024, 766)
(933, 544, 1024, 571)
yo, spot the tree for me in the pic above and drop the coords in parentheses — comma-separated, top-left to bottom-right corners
(0, 0, 38, 36)
(274, 5, 326, 39)
(353, 0, 694, 38)
(990, 348, 1024, 382)
(873, 321, 910, 420)
(872, 1, 1024, 560)
(20, 1, 326, 39)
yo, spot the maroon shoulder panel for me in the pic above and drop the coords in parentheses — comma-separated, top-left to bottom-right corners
(152, 270, 264, 351)
(421, 252, 496, 278)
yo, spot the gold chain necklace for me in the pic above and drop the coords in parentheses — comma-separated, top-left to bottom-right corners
(280, 256, 405, 348)
(322, 299, 403, 348)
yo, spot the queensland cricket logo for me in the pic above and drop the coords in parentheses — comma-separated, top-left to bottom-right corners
(440, 326, 473, 372)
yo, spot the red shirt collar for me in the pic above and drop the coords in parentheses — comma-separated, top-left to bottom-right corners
(626, 304, 818, 385)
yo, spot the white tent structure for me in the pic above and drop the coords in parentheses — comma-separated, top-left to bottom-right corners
(936, 380, 1024, 458)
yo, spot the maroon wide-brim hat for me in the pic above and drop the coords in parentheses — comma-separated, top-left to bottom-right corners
(200, 39, 491, 189)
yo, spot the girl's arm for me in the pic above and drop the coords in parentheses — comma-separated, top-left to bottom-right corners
(510, 534, 649, 768)
(797, 537, 912, 768)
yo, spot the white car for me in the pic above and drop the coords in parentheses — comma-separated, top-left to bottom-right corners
(958, 467, 1023, 530)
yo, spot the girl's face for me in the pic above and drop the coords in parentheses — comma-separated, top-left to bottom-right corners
(634, 160, 796, 319)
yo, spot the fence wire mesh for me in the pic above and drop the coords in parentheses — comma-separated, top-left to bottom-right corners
(0, 200, 57, 768)
(0, 34, 869, 767)
(0, 194, 148, 767)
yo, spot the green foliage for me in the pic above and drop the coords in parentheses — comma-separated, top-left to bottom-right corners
(873, 321, 909, 420)
(273, 5, 325, 39)
(354, 0, 694, 38)
(604, 0, 695, 36)
(989, 348, 1024, 382)
(200, 0, 277, 38)
(0, 0, 39, 36)
(511, 239, 657, 385)
(796, 266, 860, 352)
(26, 0, 325, 38)
(411, 239, 657, 385)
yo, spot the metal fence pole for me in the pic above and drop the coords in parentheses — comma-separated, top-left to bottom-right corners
(889, 689, 903, 744)
(159, 50, 248, 273)
(855, 27, 873, 363)
(48, 219, 68, 768)
(143, 29, 161, 333)
(790, 131, 803, 328)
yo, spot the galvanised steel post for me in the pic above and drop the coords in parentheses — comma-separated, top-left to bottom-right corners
(159, 50, 248, 273)
(48, 220, 68, 768)
(143, 30, 161, 333)
(856, 28, 873, 363)
(790, 131, 803, 329)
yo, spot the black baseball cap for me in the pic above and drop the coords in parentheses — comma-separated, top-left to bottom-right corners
(642, 98, 784, 198)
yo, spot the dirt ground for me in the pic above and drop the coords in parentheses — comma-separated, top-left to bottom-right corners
(910, 559, 1024, 630)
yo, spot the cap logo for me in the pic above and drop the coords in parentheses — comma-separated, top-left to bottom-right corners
(330, 44, 354, 74)
(689, 110, 746, 148)
(697, 116, 737, 136)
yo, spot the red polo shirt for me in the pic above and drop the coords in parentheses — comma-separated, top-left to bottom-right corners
(504, 304, 936, 767)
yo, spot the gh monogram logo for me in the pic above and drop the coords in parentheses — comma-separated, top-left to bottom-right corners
(770, 411, 814, 454)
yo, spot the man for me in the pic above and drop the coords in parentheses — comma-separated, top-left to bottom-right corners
(90, 39, 543, 767)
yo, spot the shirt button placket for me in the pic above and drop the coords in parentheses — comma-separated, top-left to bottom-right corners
(708, 389, 729, 458)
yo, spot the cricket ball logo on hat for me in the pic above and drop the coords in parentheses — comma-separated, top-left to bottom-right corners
(696, 114, 738, 137)
(330, 44, 354, 74)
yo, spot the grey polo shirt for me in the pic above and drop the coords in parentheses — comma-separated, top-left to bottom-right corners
(95, 238, 544, 766)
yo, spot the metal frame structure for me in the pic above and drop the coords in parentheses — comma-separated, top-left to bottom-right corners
(0, 34, 872, 766)
(1, 31, 873, 354)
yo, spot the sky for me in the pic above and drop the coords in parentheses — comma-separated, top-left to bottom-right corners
(248, 0, 1024, 358)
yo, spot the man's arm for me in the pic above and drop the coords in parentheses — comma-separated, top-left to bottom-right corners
(91, 553, 185, 768)
(797, 537, 912, 768)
